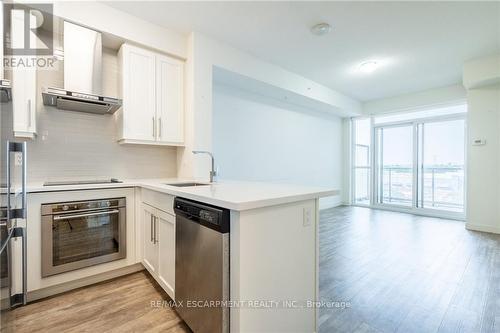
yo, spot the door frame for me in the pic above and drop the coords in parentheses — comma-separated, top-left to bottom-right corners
(372, 122, 415, 210)
(350, 116, 373, 207)
(370, 114, 466, 220)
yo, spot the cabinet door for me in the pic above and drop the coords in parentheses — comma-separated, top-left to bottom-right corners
(157, 209, 175, 299)
(122, 45, 156, 141)
(12, 68, 36, 136)
(142, 204, 158, 274)
(25, 64, 36, 134)
(156, 55, 184, 144)
(11, 10, 36, 138)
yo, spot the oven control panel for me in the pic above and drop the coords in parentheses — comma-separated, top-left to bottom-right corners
(41, 198, 126, 215)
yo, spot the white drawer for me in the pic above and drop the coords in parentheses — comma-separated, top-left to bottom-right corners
(141, 188, 174, 215)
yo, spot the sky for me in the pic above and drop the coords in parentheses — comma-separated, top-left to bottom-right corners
(355, 116, 465, 166)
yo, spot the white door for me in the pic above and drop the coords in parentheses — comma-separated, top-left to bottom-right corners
(122, 45, 156, 141)
(142, 204, 158, 274)
(156, 54, 184, 144)
(157, 209, 175, 299)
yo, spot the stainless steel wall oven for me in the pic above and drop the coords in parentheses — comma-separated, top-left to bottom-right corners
(41, 198, 126, 277)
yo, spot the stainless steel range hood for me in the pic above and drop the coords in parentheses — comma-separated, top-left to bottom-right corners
(42, 22, 121, 114)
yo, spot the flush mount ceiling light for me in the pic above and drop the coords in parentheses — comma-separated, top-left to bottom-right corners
(358, 61, 379, 73)
(311, 23, 331, 36)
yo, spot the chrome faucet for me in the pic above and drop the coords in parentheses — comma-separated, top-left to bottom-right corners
(192, 150, 217, 183)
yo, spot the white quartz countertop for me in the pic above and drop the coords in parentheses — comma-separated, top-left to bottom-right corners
(25, 179, 338, 211)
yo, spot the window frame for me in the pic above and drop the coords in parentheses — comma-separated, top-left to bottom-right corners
(350, 105, 467, 221)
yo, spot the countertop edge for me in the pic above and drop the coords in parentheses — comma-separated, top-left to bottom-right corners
(23, 181, 339, 211)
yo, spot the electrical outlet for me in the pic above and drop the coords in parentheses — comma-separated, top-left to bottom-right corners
(14, 152, 23, 166)
(303, 207, 312, 227)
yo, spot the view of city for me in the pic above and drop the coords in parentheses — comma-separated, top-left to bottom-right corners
(354, 165, 465, 212)
(352, 116, 465, 214)
(381, 165, 464, 212)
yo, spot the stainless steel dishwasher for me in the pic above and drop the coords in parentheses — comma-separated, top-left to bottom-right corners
(174, 197, 230, 333)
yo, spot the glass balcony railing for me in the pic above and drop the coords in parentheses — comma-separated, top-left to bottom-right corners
(382, 166, 464, 212)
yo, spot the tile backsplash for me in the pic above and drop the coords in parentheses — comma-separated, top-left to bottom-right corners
(26, 48, 177, 182)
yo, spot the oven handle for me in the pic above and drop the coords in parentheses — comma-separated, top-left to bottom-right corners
(53, 209, 120, 221)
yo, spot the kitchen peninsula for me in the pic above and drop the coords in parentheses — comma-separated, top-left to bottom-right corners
(25, 179, 337, 332)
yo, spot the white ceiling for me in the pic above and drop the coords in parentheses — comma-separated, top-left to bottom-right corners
(105, 1, 500, 102)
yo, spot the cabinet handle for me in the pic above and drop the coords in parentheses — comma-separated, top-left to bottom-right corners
(153, 216, 157, 244)
(150, 214, 154, 242)
(27, 99, 32, 128)
(152, 117, 155, 138)
(158, 117, 162, 139)
(155, 217, 160, 244)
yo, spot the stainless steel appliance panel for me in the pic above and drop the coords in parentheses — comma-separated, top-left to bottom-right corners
(1, 59, 29, 326)
(174, 198, 229, 333)
(0, 140, 28, 315)
(41, 198, 126, 277)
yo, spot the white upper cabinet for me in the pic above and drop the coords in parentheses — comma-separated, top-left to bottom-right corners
(117, 43, 184, 146)
(12, 66, 36, 138)
(156, 54, 184, 145)
(118, 44, 156, 142)
(11, 10, 36, 139)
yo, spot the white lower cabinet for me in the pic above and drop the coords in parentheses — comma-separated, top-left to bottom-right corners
(157, 210, 175, 297)
(142, 204, 158, 274)
(141, 202, 175, 299)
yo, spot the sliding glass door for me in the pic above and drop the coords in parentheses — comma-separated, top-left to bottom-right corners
(373, 116, 466, 216)
(375, 124, 414, 207)
(417, 119, 465, 212)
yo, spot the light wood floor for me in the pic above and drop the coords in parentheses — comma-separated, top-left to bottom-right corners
(3, 206, 500, 333)
(319, 206, 500, 333)
(1, 271, 190, 333)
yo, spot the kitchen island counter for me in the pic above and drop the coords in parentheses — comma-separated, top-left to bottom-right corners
(25, 178, 337, 211)
(25, 179, 336, 332)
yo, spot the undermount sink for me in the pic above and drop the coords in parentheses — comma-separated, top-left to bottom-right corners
(164, 182, 210, 187)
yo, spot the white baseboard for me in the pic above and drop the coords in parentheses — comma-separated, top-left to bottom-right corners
(28, 264, 144, 302)
(465, 223, 500, 234)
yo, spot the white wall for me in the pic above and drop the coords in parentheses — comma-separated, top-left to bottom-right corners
(178, 32, 360, 181)
(463, 54, 500, 89)
(213, 84, 343, 209)
(54, 1, 187, 58)
(362, 84, 466, 115)
(466, 87, 500, 233)
(463, 54, 500, 234)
